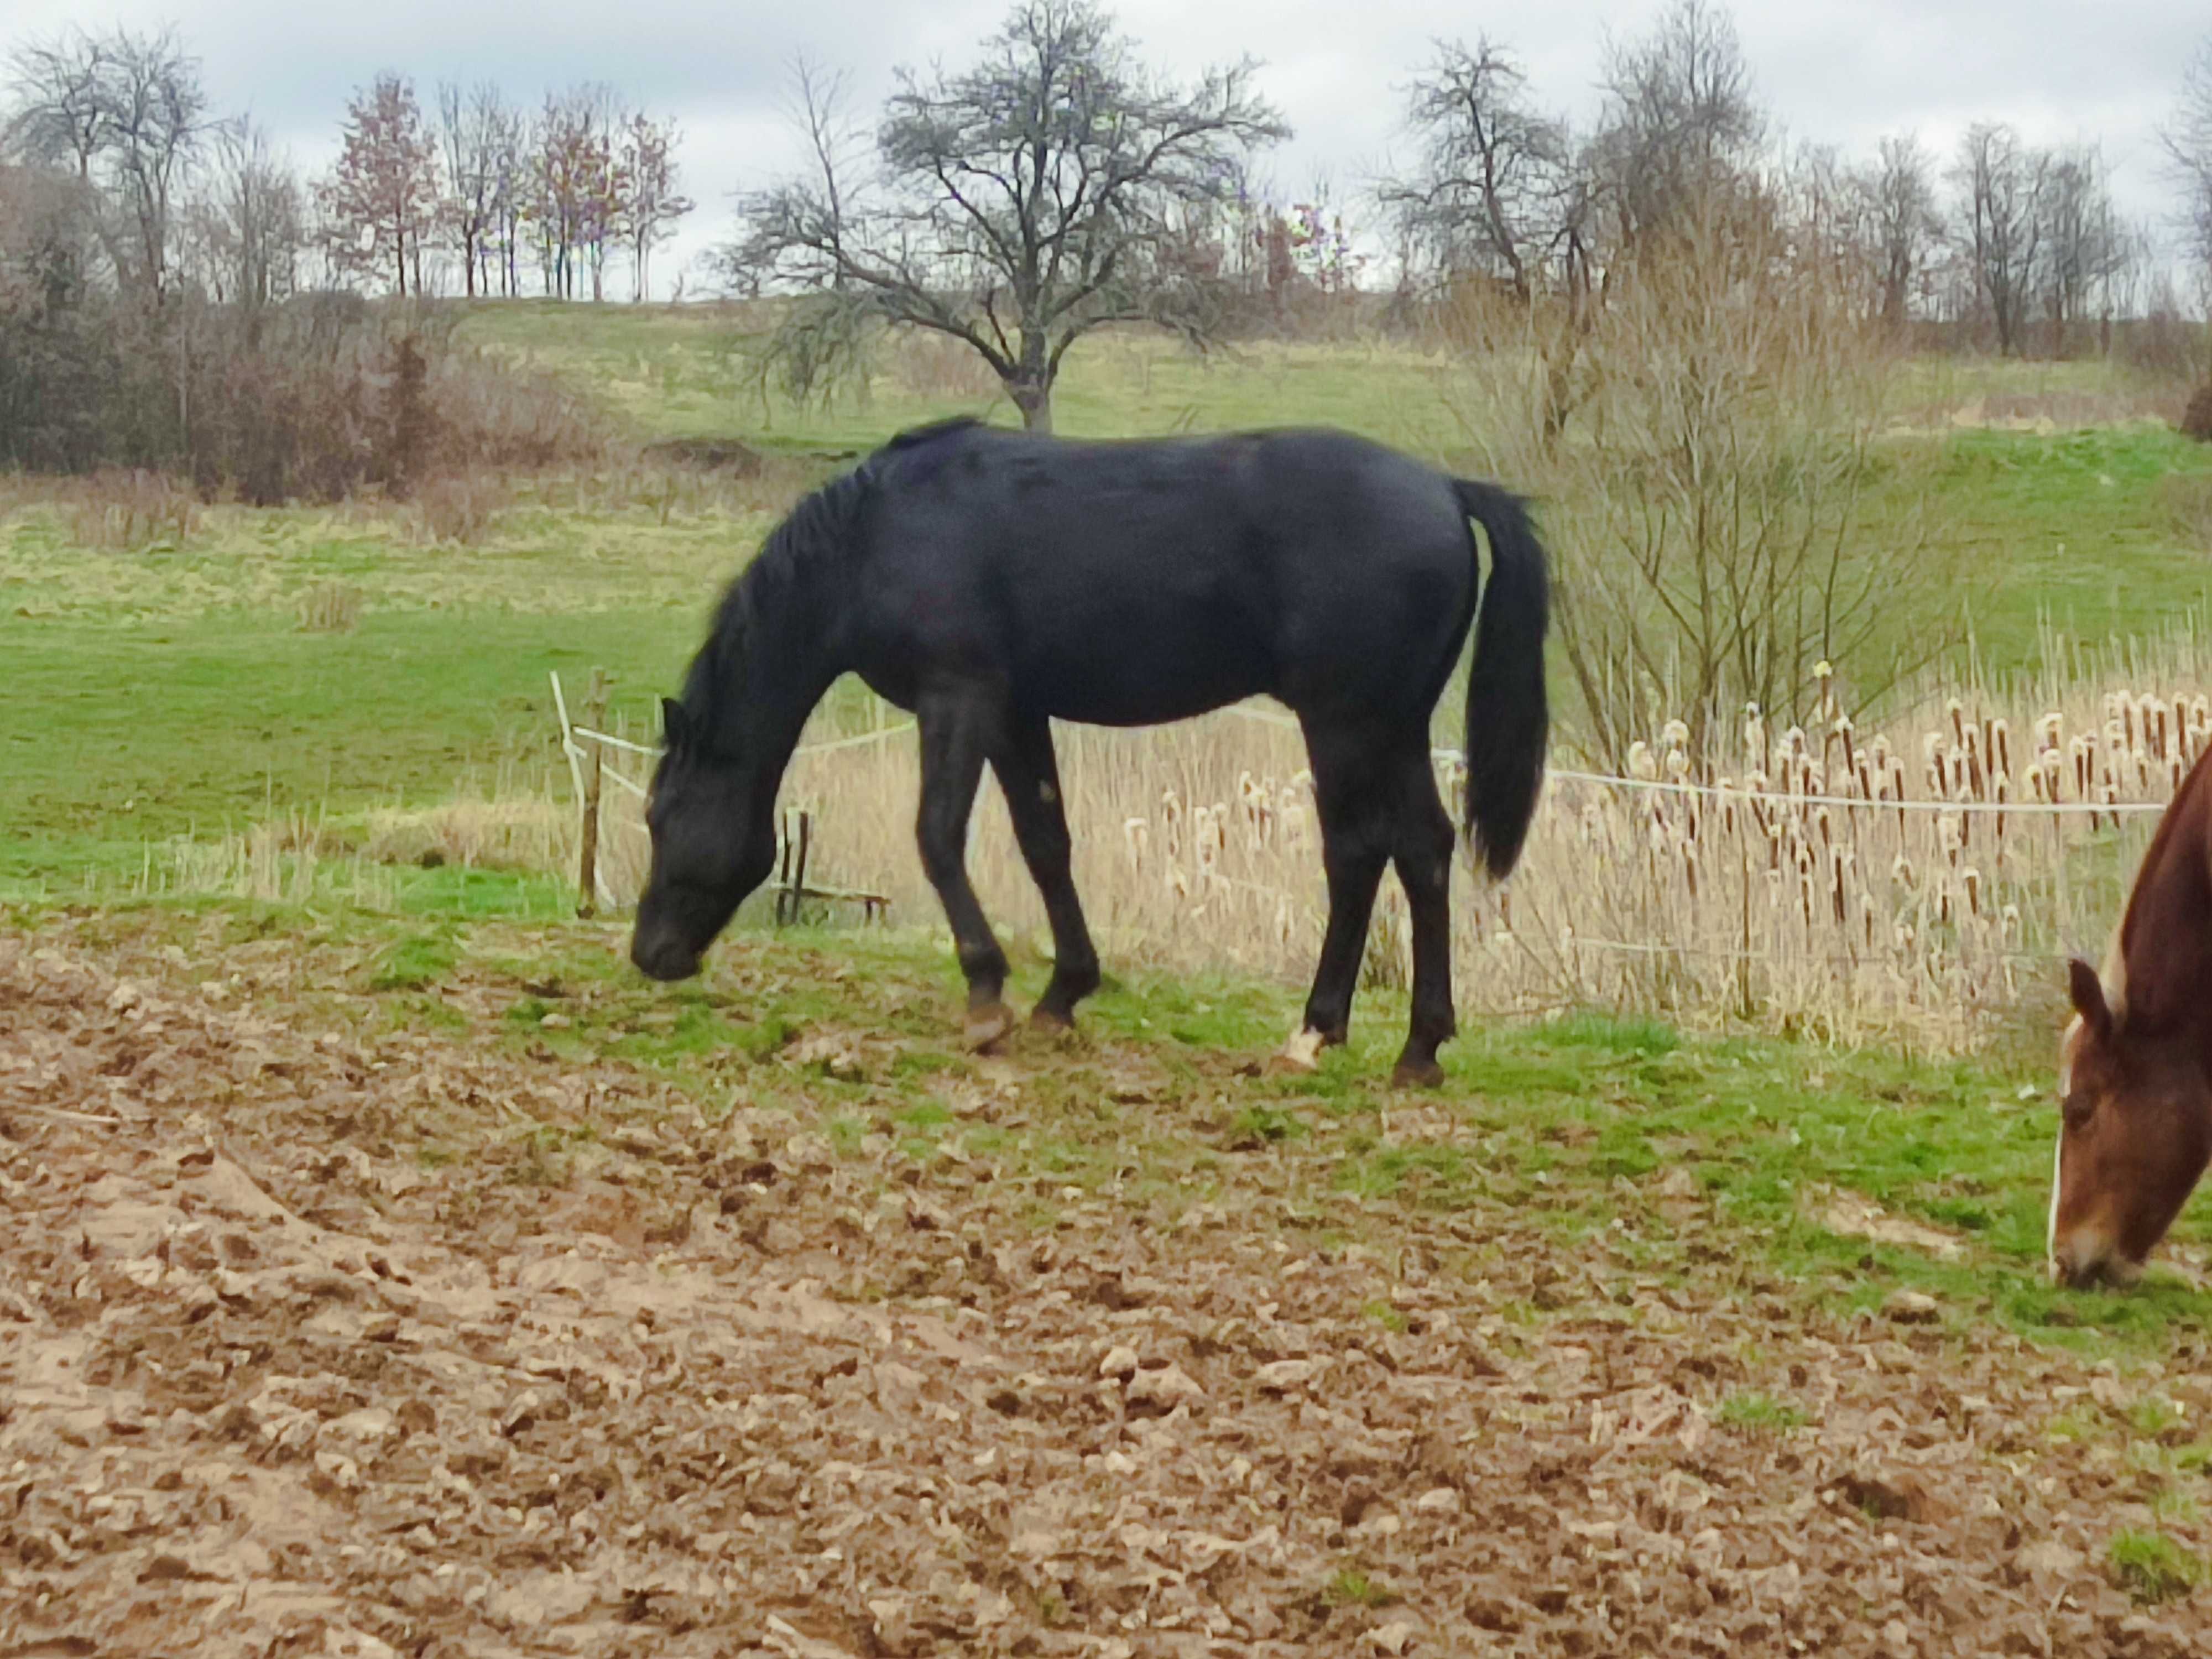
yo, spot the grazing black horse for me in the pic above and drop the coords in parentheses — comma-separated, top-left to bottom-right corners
(630, 417, 1550, 1086)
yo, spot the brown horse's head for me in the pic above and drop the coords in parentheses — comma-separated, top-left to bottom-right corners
(2048, 958, 2212, 1287)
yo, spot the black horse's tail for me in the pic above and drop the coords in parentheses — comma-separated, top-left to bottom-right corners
(1452, 478, 1551, 880)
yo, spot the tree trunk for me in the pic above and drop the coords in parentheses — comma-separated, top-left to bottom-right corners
(463, 233, 478, 299)
(1010, 335, 1053, 431)
(1009, 375, 1052, 432)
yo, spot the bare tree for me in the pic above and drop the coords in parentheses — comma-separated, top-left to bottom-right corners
(4, 28, 109, 182)
(1381, 39, 1572, 302)
(320, 73, 441, 296)
(5, 24, 207, 304)
(2036, 144, 2129, 355)
(437, 82, 512, 299)
(1952, 123, 2045, 356)
(1864, 133, 1941, 332)
(93, 28, 207, 304)
(1590, 0, 1765, 257)
(2161, 35, 2212, 295)
(194, 117, 304, 309)
(723, 0, 1287, 430)
(617, 109, 691, 301)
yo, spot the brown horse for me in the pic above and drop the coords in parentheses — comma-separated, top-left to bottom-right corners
(2051, 743, 2212, 1286)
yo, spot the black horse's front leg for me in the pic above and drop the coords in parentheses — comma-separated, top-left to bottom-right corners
(915, 689, 1015, 1048)
(991, 712, 1101, 1031)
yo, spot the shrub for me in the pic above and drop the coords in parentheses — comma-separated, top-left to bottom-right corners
(2182, 383, 2212, 444)
(64, 468, 199, 551)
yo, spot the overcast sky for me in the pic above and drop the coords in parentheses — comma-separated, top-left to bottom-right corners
(6, 0, 2206, 298)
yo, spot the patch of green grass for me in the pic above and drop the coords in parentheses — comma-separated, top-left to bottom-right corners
(1715, 1391, 1808, 1433)
(1323, 1568, 1398, 1609)
(1229, 1104, 1305, 1146)
(1362, 1301, 1410, 1334)
(368, 928, 458, 992)
(2108, 1529, 2206, 1605)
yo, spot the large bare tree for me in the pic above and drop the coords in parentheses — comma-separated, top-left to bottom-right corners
(724, 0, 1287, 430)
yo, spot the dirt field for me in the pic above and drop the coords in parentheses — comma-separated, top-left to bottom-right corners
(3, 923, 2209, 1657)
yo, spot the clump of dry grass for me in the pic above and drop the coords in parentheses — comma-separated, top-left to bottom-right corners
(403, 472, 512, 547)
(558, 448, 824, 525)
(64, 469, 199, 552)
(360, 798, 568, 873)
(296, 582, 364, 633)
(146, 812, 397, 909)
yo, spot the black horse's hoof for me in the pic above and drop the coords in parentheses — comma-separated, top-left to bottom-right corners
(1029, 1006, 1076, 1036)
(1390, 1057, 1446, 1090)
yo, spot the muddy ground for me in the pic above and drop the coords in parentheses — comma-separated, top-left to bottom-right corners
(3, 925, 2209, 1657)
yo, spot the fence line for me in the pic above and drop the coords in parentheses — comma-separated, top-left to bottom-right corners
(555, 688, 2177, 827)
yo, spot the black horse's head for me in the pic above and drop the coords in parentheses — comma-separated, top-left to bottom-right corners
(629, 696, 779, 982)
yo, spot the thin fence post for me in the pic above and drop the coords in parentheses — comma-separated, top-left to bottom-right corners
(577, 669, 608, 919)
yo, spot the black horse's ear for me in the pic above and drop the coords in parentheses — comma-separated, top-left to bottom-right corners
(660, 697, 690, 752)
(2067, 957, 2112, 1040)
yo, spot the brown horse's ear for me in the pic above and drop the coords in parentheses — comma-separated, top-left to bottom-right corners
(660, 697, 690, 753)
(2067, 957, 2112, 1040)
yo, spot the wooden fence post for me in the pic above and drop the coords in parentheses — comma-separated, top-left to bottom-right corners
(577, 669, 608, 919)
(775, 807, 812, 926)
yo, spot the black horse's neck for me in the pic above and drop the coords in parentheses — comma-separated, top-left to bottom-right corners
(681, 474, 859, 780)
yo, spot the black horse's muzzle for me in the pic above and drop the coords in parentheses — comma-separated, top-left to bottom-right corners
(630, 927, 703, 983)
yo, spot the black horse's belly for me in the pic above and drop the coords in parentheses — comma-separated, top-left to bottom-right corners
(1014, 589, 1273, 727)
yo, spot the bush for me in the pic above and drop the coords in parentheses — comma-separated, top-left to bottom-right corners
(0, 246, 612, 502)
(2183, 383, 2212, 444)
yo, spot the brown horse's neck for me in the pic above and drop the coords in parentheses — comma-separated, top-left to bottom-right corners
(2113, 743, 2212, 1066)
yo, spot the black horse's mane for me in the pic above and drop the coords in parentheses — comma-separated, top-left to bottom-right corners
(676, 418, 985, 744)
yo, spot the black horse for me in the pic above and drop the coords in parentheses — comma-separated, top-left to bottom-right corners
(630, 417, 1550, 1086)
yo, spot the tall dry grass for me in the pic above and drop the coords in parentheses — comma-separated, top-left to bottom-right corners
(549, 635, 2199, 1051)
(1438, 185, 1949, 770)
(61, 469, 201, 552)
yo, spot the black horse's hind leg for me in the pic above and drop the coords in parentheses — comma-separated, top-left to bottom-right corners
(1387, 745, 1458, 1088)
(990, 713, 1101, 1031)
(1284, 718, 1396, 1066)
(915, 688, 1014, 1048)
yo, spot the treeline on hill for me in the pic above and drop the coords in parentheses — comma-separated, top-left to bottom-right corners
(719, 0, 2212, 434)
(6, 2, 2212, 492)
(0, 24, 686, 492)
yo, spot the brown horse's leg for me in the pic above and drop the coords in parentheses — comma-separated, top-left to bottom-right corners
(915, 688, 1013, 1048)
(990, 713, 1101, 1031)
(1281, 717, 1394, 1068)
(1388, 744, 1458, 1088)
